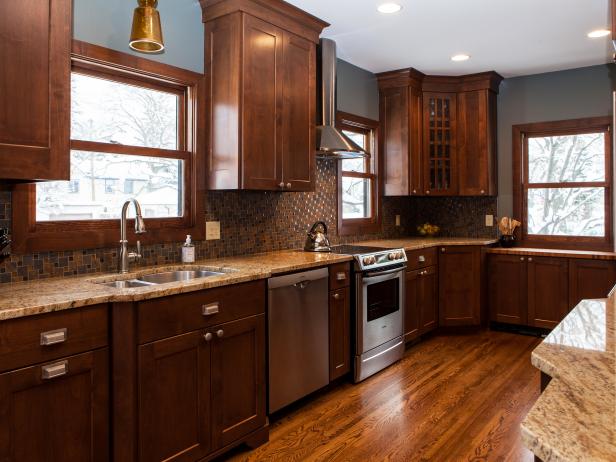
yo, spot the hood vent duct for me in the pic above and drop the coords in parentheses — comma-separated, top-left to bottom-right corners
(316, 39, 368, 160)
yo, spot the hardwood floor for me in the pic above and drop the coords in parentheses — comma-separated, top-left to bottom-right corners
(223, 330, 541, 462)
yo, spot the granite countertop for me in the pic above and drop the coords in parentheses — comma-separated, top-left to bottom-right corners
(0, 237, 495, 322)
(521, 297, 616, 461)
(486, 247, 616, 260)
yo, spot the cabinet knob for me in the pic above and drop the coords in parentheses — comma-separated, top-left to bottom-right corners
(528, 257, 533, 262)
(216, 329, 224, 338)
(412, 189, 417, 194)
(520, 257, 525, 261)
(441, 248, 445, 253)
(426, 190, 431, 194)
(286, 183, 292, 189)
(333, 293, 341, 300)
(204, 332, 213, 342)
(279, 182, 285, 188)
(480, 190, 485, 195)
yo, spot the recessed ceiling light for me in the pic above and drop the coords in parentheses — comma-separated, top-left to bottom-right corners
(451, 54, 470, 62)
(587, 29, 610, 38)
(377, 3, 402, 14)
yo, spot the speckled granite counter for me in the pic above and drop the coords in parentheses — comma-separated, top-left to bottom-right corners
(0, 250, 352, 321)
(356, 237, 498, 250)
(521, 297, 616, 461)
(487, 247, 616, 260)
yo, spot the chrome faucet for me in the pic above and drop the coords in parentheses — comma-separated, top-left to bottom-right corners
(118, 199, 146, 273)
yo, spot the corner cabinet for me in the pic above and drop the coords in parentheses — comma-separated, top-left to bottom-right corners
(0, 0, 72, 181)
(377, 69, 502, 197)
(202, 0, 327, 192)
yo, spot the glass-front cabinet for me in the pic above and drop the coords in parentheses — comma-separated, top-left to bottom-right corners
(422, 92, 457, 195)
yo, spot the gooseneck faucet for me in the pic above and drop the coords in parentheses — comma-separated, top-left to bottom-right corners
(119, 199, 146, 273)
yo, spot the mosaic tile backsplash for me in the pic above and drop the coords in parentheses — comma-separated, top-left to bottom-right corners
(0, 162, 496, 283)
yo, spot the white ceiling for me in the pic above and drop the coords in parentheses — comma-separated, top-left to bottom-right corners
(286, 0, 613, 77)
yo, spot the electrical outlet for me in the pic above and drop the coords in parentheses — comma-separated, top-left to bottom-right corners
(485, 215, 494, 227)
(395, 215, 401, 226)
(206, 221, 221, 240)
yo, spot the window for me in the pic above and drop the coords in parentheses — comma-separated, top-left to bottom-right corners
(513, 117, 612, 250)
(337, 112, 380, 235)
(12, 41, 204, 253)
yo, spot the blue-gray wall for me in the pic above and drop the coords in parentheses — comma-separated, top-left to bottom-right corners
(497, 64, 616, 216)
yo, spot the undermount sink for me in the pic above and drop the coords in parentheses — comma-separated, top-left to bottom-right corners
(98, 269, 225, 288)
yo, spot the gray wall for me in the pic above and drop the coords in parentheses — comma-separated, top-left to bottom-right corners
(497, 64, 616, 216)
(336, 59, 380, 121)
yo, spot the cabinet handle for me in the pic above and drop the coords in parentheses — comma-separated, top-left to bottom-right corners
(204, 332, 213, 342)
(333, 293, 341, 300)
(520, 257, 525, 261)
(40, 328, 67, 346)
(202, 303, 219, 316)
(216, 329, 224, 338)
(286, 183, 291, 189)
(41, 360, 68, 380)
(336, 272, 346, 281)
(278, 182, 285, 188)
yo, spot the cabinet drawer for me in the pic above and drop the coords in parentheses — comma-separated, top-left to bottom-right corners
(0, 305, 108, 373)
(406, 248, 437, 271)
(137, 280, 266, 344)
(329, 262, 350, 290)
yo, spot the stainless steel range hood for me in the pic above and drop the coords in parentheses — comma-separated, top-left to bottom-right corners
(316, 39, 368, 160)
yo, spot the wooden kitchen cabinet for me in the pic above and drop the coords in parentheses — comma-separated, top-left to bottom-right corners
(527, 256, 569, 329)
(0, 0, 71, 181)
(488, 254, 527, 325)
(569, 259, 616, 307)
(329, 287, 351, 381)
(0, 349, 109, 462)
(405, 265, 438, 342)
(202, 0, 326, 192)
(439, 246, 482, 326)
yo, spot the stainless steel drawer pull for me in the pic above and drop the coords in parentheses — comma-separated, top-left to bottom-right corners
(418, 255, 425, 262)
(40, 328, 67, 346)
(336, 272, 346, 281)
(202, 303, 219, 316)
(41, 361, 68, 380)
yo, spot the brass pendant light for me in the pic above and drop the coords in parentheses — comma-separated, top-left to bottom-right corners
(129, 0, 164, 53)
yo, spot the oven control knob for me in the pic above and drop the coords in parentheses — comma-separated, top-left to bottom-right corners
(388, 253, 396, 261)
(395, 252, 403, 260)
(363, 256, 373, 266)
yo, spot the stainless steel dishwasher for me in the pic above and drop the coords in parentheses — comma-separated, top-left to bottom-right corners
(268, 267, 329, 413)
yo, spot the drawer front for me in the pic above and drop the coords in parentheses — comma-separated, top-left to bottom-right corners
(329, 262, 351, 290)
(0, 305, 108, 373)
(137, 280, 266, 344)
(406, 248, 437, 271)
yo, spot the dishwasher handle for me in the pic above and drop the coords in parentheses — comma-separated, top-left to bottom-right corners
(293, 280, 311, 289)
(268, 267, 329, 290)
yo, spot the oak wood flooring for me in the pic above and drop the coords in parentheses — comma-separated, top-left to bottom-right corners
(224, 330, 541, 462)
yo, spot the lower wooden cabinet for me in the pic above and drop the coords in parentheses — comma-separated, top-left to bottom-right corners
(569, 259, 616, 307)
(0, 349, 109, 462)
(527, 256, 569, 329)
(405, 265, 438, 342)
(488, 254, 527, 325)
(329, 287, 351, 381)
(438, 246, 482, 326)
(137, 314, 266, 462)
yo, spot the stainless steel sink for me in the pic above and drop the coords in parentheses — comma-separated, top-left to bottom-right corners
(138, 270, 224, 284)
(102, 279, 155, 289)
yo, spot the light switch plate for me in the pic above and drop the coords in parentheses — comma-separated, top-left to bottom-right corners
(485, 215, 494, 227)
(206, 221, 221, 240)
(395, 215, 401, 226)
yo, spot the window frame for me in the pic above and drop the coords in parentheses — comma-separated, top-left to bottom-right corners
(336, 112, 381, 236)
(512, 116, 613, 251)
(12, 40, 205, 253)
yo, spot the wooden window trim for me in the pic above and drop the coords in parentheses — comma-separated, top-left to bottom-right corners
(11, 40, 205, 254)
(336, 111, 381, 236)
(512, 116, 613, 251)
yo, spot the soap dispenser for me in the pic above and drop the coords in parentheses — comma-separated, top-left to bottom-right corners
(182, 235, 195, 263)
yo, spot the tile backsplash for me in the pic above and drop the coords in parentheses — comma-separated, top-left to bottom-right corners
(0, 162, 496, 283)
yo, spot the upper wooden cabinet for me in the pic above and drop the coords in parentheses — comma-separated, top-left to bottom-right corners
(0, 0, 72, 181)
(377, 69, 502, 197)
(202, 0, 327, 191)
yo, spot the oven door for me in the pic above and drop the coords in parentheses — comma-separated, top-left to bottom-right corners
(356, 266, 405, 354)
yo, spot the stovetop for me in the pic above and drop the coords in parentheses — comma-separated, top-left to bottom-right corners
(329, 244, 394, 256)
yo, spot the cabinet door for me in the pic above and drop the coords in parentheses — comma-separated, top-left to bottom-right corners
(329, 288, 351, 380)
(438, 246, 481, 326)
(457, 90, 496, 196)
(281, 32, 315, 191)
(569, 259, 616, 308)
(487, 255, 527, 325)
(527, 257, 569, 329)
(211, 314, 266, 449)
(404, 269, 421, 342)
(0, 0, 71, 181)
(138, 332, 211, 462)
(381, 86, 410, 196)
(409, 87, 424, 196)
(418, 265, 438, 334)
(241, 15, 283, 190)
(0, 349, 108, 462)
(423, 92, 458, 195)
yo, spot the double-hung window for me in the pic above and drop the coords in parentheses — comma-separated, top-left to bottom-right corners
(513, 117, 612, 250)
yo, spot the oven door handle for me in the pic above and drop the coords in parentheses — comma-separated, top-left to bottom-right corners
(363, 266, 406, 278)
